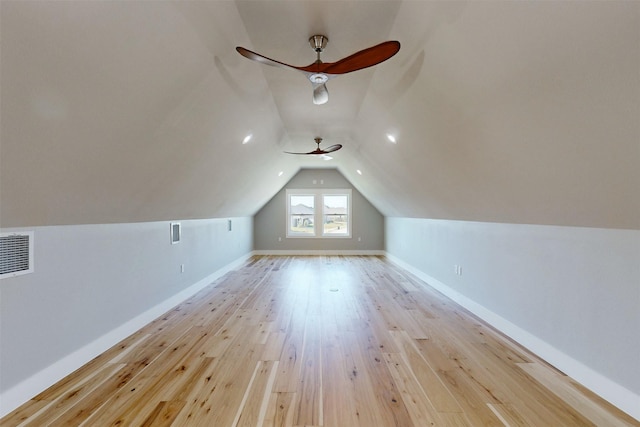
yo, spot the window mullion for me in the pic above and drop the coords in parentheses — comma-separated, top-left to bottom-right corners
(316, 192, 322, 236)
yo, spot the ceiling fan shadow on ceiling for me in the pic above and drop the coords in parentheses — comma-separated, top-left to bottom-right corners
(284, 137, 342, 156)
(236, 35, 400, 105)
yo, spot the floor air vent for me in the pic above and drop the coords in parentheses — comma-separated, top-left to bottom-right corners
(0, 232, 34, 279)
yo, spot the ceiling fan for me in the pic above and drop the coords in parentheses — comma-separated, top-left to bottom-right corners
(284, 137, 342, 155)
(236, 35, 400, 105)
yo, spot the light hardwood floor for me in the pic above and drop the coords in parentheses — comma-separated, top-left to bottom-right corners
(2, 255, 637, 426)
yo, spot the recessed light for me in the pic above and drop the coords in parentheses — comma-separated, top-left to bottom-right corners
(322, 155, 333, 161)
(386, 134, 396, 144)
(242, 134, 252, 144)
(356, 169, 362, 175)
(278, 171, 283, 177)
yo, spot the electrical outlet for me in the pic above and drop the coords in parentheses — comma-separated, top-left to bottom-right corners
(180, 264, 185, 273)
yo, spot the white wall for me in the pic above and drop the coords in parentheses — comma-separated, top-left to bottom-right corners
(385, 217, 639, 420)
(0, 217, 253, 416)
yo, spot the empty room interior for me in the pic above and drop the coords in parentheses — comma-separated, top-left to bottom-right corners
(0, 1, 638, 426)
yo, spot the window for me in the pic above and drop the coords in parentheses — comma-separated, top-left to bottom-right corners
(286, 189, 351, 238)
(322, 194, 349, 236)
(288, 193, 316, 237)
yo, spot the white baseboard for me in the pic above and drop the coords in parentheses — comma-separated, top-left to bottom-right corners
(385, 253, 640, 422)
(0, 252, 252, 418)
(252, 250, 385, 256)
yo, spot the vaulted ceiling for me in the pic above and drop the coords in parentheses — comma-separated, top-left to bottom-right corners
(1, 1, 638, 229)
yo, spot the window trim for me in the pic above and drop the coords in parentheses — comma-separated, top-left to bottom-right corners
(286, 188, 352, 239)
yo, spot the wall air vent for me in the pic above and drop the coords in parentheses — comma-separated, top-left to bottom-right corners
(0, 232, 34, 279)
(170, 222, 181, 244)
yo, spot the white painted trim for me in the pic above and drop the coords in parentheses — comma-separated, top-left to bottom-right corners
(0, 252, 252, 417)
(385, 252, 640, 422)
(252, 250, 385, 256)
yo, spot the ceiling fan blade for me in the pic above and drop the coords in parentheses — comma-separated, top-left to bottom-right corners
(312, 83, 329, 105)
(236, 46, 300, 72)
(322, 144, 342, 153)
(322, 40, 400, 74)
(283, 150, 315, 155)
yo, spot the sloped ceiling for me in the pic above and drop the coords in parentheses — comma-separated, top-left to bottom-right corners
(1, 1, 638, 229)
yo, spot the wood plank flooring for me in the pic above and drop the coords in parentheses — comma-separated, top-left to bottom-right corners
(2, 255, 637, 426)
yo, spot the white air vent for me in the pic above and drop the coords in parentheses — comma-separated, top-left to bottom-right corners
(0, 232, 34, 279)
(170, 222, 181, 244)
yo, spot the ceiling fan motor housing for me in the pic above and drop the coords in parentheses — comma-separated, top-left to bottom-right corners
(309, 35, 328, 52)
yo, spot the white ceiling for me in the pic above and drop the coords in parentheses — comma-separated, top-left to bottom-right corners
(1, 1, 638, 229)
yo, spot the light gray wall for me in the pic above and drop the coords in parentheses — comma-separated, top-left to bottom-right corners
(254, 169, 384, 252)
(0, 217, 252, 413)
(386, 217, 640, 418)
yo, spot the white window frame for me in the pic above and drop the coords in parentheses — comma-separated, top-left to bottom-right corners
(286, 189, 352, 239)
(321, 192, 351, 237)
(286, 189, 317, 238)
